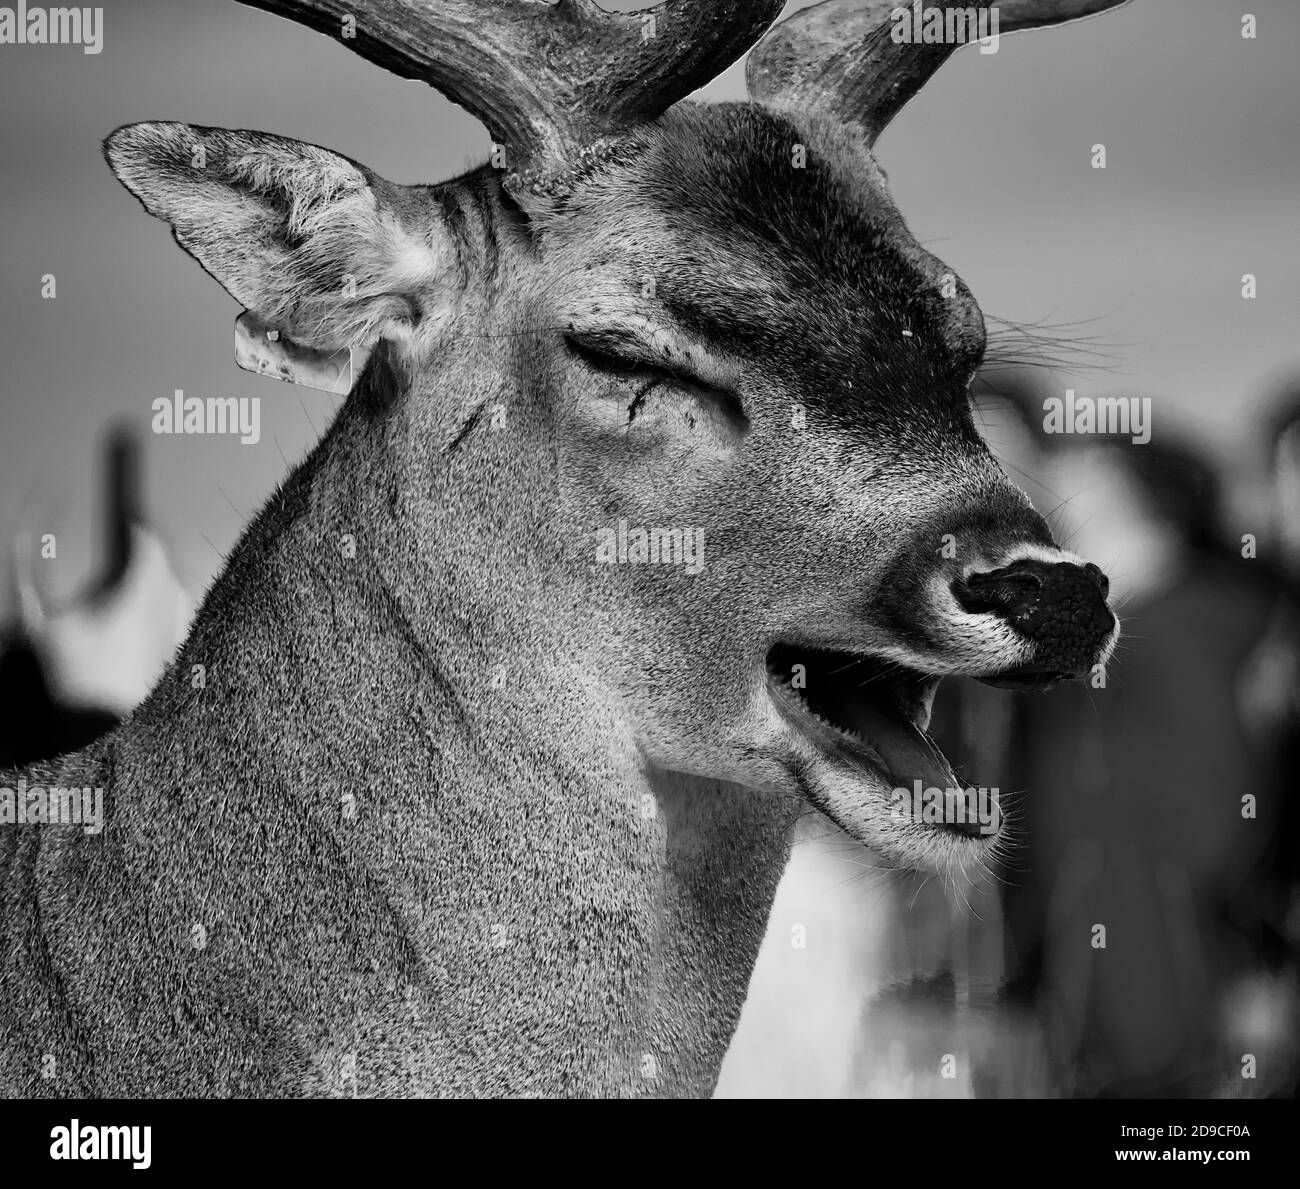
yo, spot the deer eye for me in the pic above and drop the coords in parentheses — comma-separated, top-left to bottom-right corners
(564, 332, 747, 423)
(564, 333, 678, 385)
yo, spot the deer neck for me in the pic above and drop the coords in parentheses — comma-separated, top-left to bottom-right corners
(116, 371, 798, 1096)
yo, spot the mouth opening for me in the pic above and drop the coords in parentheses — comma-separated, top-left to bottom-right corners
(765, 643, 988, 838)
(977, 665, 1075, 692)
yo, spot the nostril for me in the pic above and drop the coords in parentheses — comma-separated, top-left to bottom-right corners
(953, 566, 1043, 619)
(1084, 562, 1110, 599)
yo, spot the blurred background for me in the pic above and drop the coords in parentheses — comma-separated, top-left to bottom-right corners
(1, 0, 1297, 1096)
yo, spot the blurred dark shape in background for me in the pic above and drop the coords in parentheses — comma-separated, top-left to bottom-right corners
(0, 640, 116, 769)
(0, 424, 192, 768)
(920, 371, 1300, 1098)
(1015, 440, 1295, 1096)
(1255, 379, 1300, 1034)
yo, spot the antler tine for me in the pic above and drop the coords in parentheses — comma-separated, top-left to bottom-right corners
(748, 0, 1131, 146)
(238, 0, 785, 188)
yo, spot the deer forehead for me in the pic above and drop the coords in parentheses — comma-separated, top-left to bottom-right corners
(528, 104, 984, 389)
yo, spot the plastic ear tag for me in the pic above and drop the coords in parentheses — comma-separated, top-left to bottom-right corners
(234, 311, 369, 395)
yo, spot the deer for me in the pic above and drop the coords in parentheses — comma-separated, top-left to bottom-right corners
(0, 0, 1125, 1098)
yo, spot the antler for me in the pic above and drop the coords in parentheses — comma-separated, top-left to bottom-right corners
(238, 0, 785, 188)
(748, 0, 1131, 146)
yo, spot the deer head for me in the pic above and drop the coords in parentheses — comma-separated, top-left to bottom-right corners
(104, 0, 1122, 879)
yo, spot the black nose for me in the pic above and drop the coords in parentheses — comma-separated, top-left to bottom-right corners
(953, 559, 1114, 684)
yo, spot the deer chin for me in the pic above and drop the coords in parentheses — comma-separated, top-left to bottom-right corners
(764, 643, 998, 873)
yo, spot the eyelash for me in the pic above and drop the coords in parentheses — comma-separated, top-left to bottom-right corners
(564, 334, 682, 388)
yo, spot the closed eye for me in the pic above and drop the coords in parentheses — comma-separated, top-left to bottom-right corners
(565, 333, 676, 384)
(564, 332, 746, 423)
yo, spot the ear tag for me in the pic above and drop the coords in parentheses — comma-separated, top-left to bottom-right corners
(234, 311, 370, 395)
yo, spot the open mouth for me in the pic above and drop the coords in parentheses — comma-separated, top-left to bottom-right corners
(765, 642, 989, 838)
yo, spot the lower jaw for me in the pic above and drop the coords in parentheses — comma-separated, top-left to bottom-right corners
(764, 648, 995, 844)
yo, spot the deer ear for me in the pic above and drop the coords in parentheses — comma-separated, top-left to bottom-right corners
(104, 122, 447, 367)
